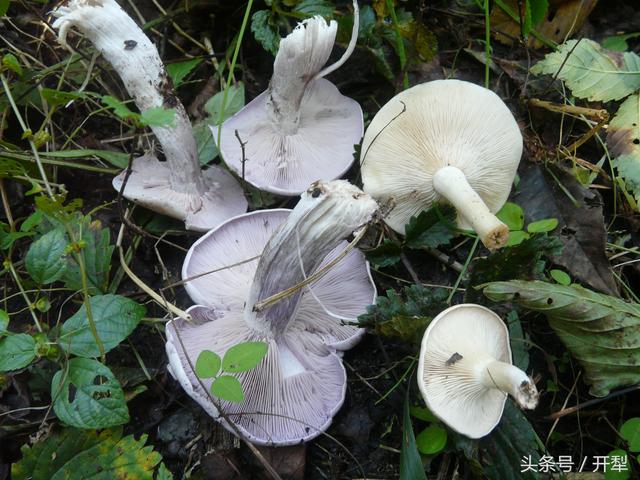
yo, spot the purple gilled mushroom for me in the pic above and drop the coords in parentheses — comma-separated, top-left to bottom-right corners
(166, 180, 378, 445)
(214, 2, 363, 196)
(53, 0, 247, 231)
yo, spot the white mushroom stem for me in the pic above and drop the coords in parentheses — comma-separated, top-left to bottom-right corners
(432, 166, 509, 250)
(266, 1, 359, 135)
(244, 180, 377, 336)
(53, 0, 204, 195)
(479, 358, 539, 410)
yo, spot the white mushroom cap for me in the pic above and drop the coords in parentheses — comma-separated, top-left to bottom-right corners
(417, 304, 538, 439)
(215, 9, 363, 195)
(360, 79, 522, 250)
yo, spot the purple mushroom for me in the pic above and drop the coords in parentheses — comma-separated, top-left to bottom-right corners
(166, 180, 378, 445)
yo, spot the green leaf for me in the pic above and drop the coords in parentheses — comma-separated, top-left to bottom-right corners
(605, 449, 631, 480)
(415, 426, 447, 455)
(41, 149, 130, 169)
(507, 310, 530, 371)
(621, 418, 640, 452)
(193, 120, 218, 164)
(0, 334, 36, 372)
(140, 107, 176, 127)
(251, 10, 280, 56)
(0, 0, 10, 17)
(102, 95, 138, 121)
(2, 53, 22, 77)
(156, 463, 174, 480)
(483, 280, 640, 396)
(505, 230, 529, 247)
(404, 204, 455, 250)
(522, 0, 548, 36)
(607, 94, 640, 205)
(0, 229, 33, 250)
(204, 82, 246, 124)
(211, 375, 244, 403)
(222, 341, 268, 373)
(399, 393, 427, 480)
(410, 406, 438, 423)
(527, 218, 558, 233)
(166, 58, 202, 87)
(530, 39, 640, 102)
(12, 428, 166, 480)
(366, 239, 402, 267)
(602, 33, 640, 52)
(60, 294, 145, 358)
(0, 309, 8, 336)
(25, 228, 68, 284)
(51, 358, 129, 429)
(195, 350, 222, 379)
(496, 202, 524, 231)
(41, 88, 86, 107)
(549, 269, 571, 285)
(293, 0, 335, 17)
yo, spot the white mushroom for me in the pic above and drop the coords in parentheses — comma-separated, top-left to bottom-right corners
(360, 79, 523, 250)
(215, 2, 363, 195)
(417, 304, 538, 439)
(53, 0, 247, 231)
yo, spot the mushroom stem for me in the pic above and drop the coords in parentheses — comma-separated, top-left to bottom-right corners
(244, 181, 377, 336)
(480, 359, 539, 410)
(432, 166, 509, 250)
(53, 0, 204, 195)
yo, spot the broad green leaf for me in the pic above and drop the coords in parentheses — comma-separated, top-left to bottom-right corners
(531, 39, 640, 102)
(549, 269, 571, 285)
(140, 107, 175, 127)
(605, 449, 631, 480)
(193, 120, 218, 164)
(293, 0, 334, 17)
(2, 53, 22, 77)
(399, 393, 427, 480)
(404, 204, 455, 250)
(166, 58, 202, 87)
(410, 406, 438, 423)
(0, 0, 10, 17)
(505, 230, 529, 247)
(0, 309, 8, 336)
(222, 341, 268, 373)
(51, 358, 129, 428)
(195, 350, 221, 379)
(483, 280, 640, 396)
(251, 10, 280, 56)
(365, 239, 402, 267)
(211, 375, 244, 403)
(12, 427, 166, 480)
(41, 88, 86, 107)
(496, 202, 524, 231)
(620, 418, 640, 452)
(415, 426, 447, 455)
(526, 218, 558, 233)
(60, 294, 145, 358)
(204, 82, 245, 124)
(25, 228, 68, 284)
(607, 94, 640, 205)
(0, 334, 36, 371)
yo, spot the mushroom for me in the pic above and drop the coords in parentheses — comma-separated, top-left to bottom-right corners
(214, 2, 363, 195)
(417, 304, 538, 439)
(360, 79, 522, 250)
(166, 180, 378, 445)
(53, 0, 247, 231)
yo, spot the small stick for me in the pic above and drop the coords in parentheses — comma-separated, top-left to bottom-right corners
(547, 383, 640, 420)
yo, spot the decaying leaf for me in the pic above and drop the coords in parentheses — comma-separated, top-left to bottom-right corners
(607, 93, 640, 204)
(531, 38, 640, 101)
(483, 280, 640, 397)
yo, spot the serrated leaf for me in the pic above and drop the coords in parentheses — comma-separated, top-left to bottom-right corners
(251, 10, 280, 56)
(365, 239, 402, 267)
(195, 350, 221, 379)
(531, 39, 640, 102)
(51, 358, 129, 429)
(222, 341, 268, 373)
(404, 204, 455, 250)
(415, 426, 447, 455)
(59, 294, 145, 358)
(140, 107, 176, 127)
(400, 393, 427, 480)
(25, 228, 68, 284)
(483, 280, 640, 396)
(496, 202, 524, 231)
(607, 94, 640, 205)
(156, 463, 174, 480)
(166, 58, 202, 87)
(620, 418, 640, 452)
(211, 375, 244, 403)
(0, 334, 36, 371)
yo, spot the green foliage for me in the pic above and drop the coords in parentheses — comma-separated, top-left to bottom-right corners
(415, 426, 447, 455)
(549, 269, 571, 285)
(404, 205, 456, 250)
(25, 228, 68, 284)
(527, 218, 558, 233)
(166, 58, 202, 87)
(496, 202, 524, 231)
(0, 309, 8, 336)
(495, 202, 557, 246)
(358, 284, 449, 343)
(0, 0, 10, 17)
(195, 350, 222, 378)
(251, 10, 280, 56)
(603, 33, 640, 52)
(605, 450, 631, 480)
(211, 375, 244, 403)
(366, 239, 402, 267)
(506, 310, 530, 371)
(2, 53, 22, 77)
(51, 358, 129, 429)
(522, 0, 548, 37)
(101, 96, 176, 128)
(531, 39, 640, 102)
(0, 333, 37, 372)
(293, 0, 334, 17)
(12, 428, 170, 480)
(59, 295, 145, 358)
(222, 342, 269, 372)
(608, 94, 640, 204)
(41, 88, 86, 107)
(620, 418, 640, 452)
(483, 280, 640, 396)
(400, 393, 427, 480)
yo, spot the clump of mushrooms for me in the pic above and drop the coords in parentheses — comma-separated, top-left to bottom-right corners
(215, 2, 363, 195)
(53, 0, 247, 231)
(166, 180, 378, 445)
(360, 79, 522, 250)
(417, 304, 538, 439)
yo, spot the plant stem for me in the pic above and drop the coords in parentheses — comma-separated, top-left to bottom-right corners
(484, 0, 490, 88)
(446, 237, 480, 304)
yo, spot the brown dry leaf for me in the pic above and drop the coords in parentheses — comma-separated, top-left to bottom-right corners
(491, 0, 599, 49)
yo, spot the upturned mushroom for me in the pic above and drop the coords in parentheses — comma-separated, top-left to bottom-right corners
(360, 79, 522, 250)
(166, 180, 378, 445)
(214, 2, 363, 195)
(53, 0, 247, 231)
(417, 304, 538, 439)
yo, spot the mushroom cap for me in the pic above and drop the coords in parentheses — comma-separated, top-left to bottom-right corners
(417, 304, 513, 439)
(167, 209, 376, 445)
(215, 79, 363, 195)
(360, 79, 522, 234)
(112, 155, 248, 231)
